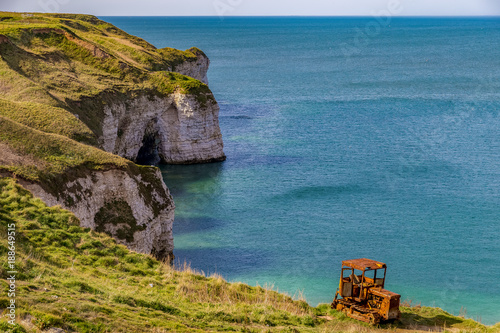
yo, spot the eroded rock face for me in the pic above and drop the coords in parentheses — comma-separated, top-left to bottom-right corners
(100, 93, 225, 165)
(174, 51, 210, 84)
(23, 168, 175, 259)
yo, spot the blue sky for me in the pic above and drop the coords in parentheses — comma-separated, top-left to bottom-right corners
(1, 0, 499, 16)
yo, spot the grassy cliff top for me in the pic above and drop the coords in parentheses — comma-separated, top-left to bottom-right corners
(0, 12, 204, 74)
(0, 115, 165, 207)
(0, 11, 213, 138)
(0, 177, 497, 333)
(0, 115, 129, 182)
(0, 12, 214, 184)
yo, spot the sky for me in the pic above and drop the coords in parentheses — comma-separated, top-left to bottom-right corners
(0, 0, 500, 17)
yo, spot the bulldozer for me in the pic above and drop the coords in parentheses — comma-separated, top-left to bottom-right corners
(331, 258, 401, 325)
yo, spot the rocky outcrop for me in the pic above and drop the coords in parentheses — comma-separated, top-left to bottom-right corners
(22, 167, 175, 259)
(174, 49, 210, 84)
(96, 47, 225, 165)
(100, 92, 225, 165)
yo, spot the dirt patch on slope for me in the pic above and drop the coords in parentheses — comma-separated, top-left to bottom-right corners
(0, 143, 46, 168)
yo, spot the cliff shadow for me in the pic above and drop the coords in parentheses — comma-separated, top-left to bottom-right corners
(160, 161, 224, 196)
(0, 41, 68, 107)
(0, 40, 44, 80)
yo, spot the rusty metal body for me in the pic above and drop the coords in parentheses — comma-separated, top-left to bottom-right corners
(331, 258, 401, 325)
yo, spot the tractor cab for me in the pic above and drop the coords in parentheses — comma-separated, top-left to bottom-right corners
(339, 258, 387, 301)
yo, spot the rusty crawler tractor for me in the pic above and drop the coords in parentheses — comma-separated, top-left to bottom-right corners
(331, 258, 401, 325)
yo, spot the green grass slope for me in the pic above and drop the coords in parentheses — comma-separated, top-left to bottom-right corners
(0, 115, 165, 209)
(0, 115, 127, 181)
(0, 177, 315, 332)
(0, 11, 214, 139)
(0, 178, 497, 333)
(0, 99, 96, 145)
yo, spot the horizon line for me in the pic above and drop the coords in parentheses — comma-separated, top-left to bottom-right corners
(3, 11, 500, 18)
(98, 14, 500, 18)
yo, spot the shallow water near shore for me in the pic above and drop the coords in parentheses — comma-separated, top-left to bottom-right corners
(103, 16, 500, 324)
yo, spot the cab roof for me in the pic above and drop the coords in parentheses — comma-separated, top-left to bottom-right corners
(342, 258, 387, 271)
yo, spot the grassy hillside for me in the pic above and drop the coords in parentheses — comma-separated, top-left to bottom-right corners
(0, 99, 95, 145)
(0, 115, 127, 181)
(0, 11, 213, 139)
(0, 177, 497, 333)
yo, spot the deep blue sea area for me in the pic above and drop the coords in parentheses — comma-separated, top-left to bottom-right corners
(102, 16, 500, 324)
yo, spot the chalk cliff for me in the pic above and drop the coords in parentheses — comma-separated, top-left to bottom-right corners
(0, 13, 225, 259)
(171, 47, 210, 84)
(24, 168, 175, 259)
(100, 93, 224, 165)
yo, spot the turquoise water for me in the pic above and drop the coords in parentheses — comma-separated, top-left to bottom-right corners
(103, 17, 500, 324)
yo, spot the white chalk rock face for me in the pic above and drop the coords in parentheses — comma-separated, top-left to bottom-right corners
(99, 48, 224, 164)
(100, 92, 225, 165)
(174, 49, 210, 85)
(160, 93, 225, 164)
(23, 168, 175, 259)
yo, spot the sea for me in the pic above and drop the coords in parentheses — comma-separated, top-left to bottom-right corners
(102, 16, 500, 325)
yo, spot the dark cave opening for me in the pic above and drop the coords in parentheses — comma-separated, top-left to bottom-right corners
(136, 131, 161, 166)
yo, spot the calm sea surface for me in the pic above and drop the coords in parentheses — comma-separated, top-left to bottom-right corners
(103, 17, 500, 324)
